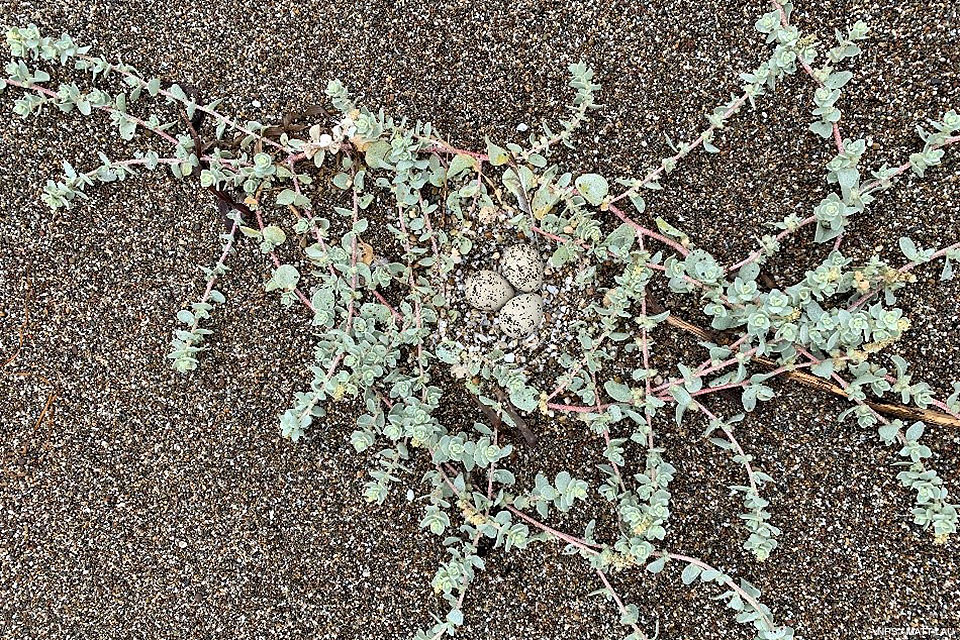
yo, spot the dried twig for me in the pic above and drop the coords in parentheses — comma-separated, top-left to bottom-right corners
(1, 278, 31, 369)
(473, 390, 537, 445)
(33, 388, 58, 429)
(648, 297, 960, 429)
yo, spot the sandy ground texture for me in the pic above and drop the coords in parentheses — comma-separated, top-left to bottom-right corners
(2, 0, 960, 639)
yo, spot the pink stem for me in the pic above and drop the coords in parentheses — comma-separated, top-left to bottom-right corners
(724, 216, 816, 274)
(607, 203, 689, 256)
(696, 402, 759, 495)
(609, 93, 751, 205)
(849, 241, 960, 310)
(662, 551, 775, 629)
(7, 78, 181, 147)
(595, 570, 648, 640)
(771, 0, 845, 153)
(504, 505, 603, 552)
(251, 205, 316, 313)
(532, 225, 587, 248)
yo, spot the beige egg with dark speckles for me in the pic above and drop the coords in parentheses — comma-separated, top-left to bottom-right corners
(498, 293, 543, 338)
(465, 270, 514, 311)
(500, 243, 544, 293)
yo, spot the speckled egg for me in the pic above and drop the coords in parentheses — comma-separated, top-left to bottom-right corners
(465, 270, 514, 311)
(498, 293, 543, 338)
(500, 243, 544, 293)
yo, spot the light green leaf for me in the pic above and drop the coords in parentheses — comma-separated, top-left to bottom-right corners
(333, 173, 352, 190)
(811, 359, 834, 379)
(810, 120, 834, 139)
(266, 264, 300, 291)
(681, 563, 702, 585)
(878, 423, 899, 444)
(510, 390, 537, 412)
(905, 421, 924, 442)
(645, 556, 668, 574)
(262, 225, 286, 245)
(899, 236, 919, 262)
(276, 189, 297, 206)
(575, 173, 609, 206)
(825, 71, 854, 89)
(448, 153, 477, 178)
(604, 380, 633, 403)
(486, 140, 510, 166)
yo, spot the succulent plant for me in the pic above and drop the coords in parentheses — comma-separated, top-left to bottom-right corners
(6, 10, 960, 640)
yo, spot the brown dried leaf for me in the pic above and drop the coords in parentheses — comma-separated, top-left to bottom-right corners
(359, 240, 374, 265)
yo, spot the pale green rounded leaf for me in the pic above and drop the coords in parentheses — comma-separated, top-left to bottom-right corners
(266, 264, 300, 291)
(575, 173, 608, 206)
